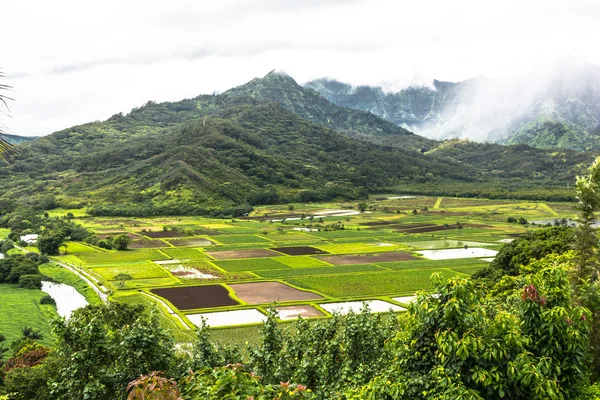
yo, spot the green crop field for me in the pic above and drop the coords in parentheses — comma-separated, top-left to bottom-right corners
(215, 235, 272, 244)
(161, 248, 209, 260)
(0, 284, 58, 349)
(214, 258, 290, 272)
(256, 264, 385, 278)
(311, 230, 384, 239)
(260, 233, 317, 241)
(78, 250, 170, 264)
(90, 263, 171, 281)
(65, 241, 101, 254)
(377, 258, 487, 270)
(316, 243, 404, 254)
(288, 269, 466, 297)
(274, 256, 331, 268)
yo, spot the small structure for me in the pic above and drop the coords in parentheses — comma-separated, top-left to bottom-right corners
(20, 234, 39, 244)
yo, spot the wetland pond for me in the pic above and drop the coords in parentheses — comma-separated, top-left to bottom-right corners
(41, 281, 88, 319)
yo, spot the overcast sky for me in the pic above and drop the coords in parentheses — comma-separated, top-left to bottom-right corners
(3, 0, 600, 137)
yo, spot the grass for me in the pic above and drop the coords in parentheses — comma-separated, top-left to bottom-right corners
(161, 248, 209, 260)
(316, 243, 404, 254)
(256, 264, 385, 278)
(0, 284, 58, 350)
(214, 258, 290, 272)
(215, 235, 272, 244)
(90, 263, 171, 280)
(65, 241, 101, 254)
(78, 249, 169, 264)
(288, 269, 466, 297)
(39, 263, 102, 305)
(274, 256, 331, 268)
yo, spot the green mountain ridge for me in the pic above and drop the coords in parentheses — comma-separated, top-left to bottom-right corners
(0, 133, 37, 144)
(0, 73, 594, 215)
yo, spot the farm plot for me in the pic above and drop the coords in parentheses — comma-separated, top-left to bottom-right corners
(261, 233, 318, 242)
(274, 256, 330, 268)
(207, 249, 278, 260)
(310, 230, 384, 239)
(65, 241, 100, 253)
(401, 240, 495, 250)
(97, 232, 139, 239)
(215, 258, 290, 272)
(288, 269, 465, 297)
(255, 264, 385, 279)
(152, 285, 239, 310)
(315, 243, 403, 254)
(417, 248, 498, 260)
(143, 231, 186, 238)
(129, 239, 168, 249)
(161, 248, 209, 260)
(187, 309, 266, 328)
(90, 262, 170, 280)
(316, 252, 418, 265)
(321, 300, 405, 315)
(378, 258, 487, 270)
(276, 305, 324, 320)
(271, 246, 329, 255)
(216, 235, 272, 244)
(167, 238, 214, 247)
(229, 282, 322, 304)
(78, 250, 169, 264)
(451, 265, 486, 275)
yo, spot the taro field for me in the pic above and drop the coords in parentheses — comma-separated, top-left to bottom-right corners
(51, 195, 576, 343)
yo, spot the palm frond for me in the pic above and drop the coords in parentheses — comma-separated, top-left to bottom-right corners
(0, 69, 17, 164)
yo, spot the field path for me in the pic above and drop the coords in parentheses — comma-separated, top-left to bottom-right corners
(540, 203, 559, 217)
(434, 197, 444, 209)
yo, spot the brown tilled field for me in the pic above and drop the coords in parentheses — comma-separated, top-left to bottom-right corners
(151, 285, 238, 310)
(229, 282, 322, 304)
(271, 246, 329, 255)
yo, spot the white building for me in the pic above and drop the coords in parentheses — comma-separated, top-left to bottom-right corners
(20, 234, 39, 244)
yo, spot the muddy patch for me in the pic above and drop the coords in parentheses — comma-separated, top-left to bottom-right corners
(229, 282, 322, 304)
(317, 251, 418, 265)
(151, 285, 238, 310)
(276, 305, 324, 320)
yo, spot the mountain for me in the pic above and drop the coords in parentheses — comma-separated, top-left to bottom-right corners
(0, 133, 37, 144)
(225, 71, 435, 150)
(0, 73, 592, 216)
(306, 60, 600, 151)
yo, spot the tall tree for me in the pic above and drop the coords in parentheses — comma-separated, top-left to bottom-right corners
(573, 156, 600, 280)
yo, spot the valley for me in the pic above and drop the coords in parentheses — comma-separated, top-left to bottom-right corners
(2, 195, 575, 345)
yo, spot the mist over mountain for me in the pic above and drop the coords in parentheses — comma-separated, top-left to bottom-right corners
(306, 60, 600, 151)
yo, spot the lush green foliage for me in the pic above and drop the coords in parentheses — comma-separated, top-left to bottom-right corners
(350, 262, 591, 399)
